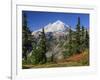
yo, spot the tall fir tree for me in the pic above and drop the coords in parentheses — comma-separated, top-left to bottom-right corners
(81, 26, 84, 38)
(68, 26, 73, 55)
(63, 26, 74, 58)
(30, 36, 38, 64)
(85, 29, 89, 48)
(76, 17, 81, 53)
(22, 12, 32, 60)
(81, 26, 85, 51)
(38, 28, 47, 64)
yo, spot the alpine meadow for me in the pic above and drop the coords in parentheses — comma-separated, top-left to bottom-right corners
(22, 11, 89, 69)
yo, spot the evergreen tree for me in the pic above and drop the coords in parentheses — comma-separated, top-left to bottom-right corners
(85, 29, 89, 48)
(28, 28, 47, 64)
(81, 26, 85, 51)
(81, 26, 85, 38)
(63, 26, 74, 57)
(75, 17, 81, 53)
(22, 12, 32, 60)
(30, 36, 38, 64)
(38, 28, 47, 64)
(68, 26, 73, 55)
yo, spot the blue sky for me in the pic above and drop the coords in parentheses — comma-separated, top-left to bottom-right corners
(22, 11, 89, 31)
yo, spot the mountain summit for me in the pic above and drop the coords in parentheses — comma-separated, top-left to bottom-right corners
(44, 20, 68, 32)
(32, 20, 69, 35)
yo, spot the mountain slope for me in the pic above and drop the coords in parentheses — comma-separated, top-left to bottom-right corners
(31, 20, 73, 60)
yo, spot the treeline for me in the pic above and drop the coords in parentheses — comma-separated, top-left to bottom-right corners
(63, 17, 89, 58)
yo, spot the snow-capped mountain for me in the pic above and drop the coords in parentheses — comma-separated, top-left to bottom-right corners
(32, 20, 69, 35)
(31, 20, 71, 41)
(30, 20, 73, 60)
(44, 20, 69, 32)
